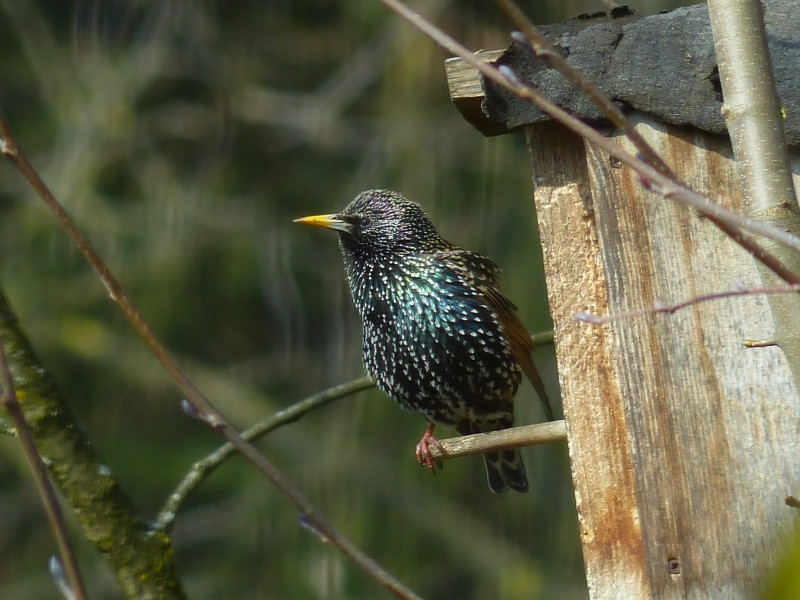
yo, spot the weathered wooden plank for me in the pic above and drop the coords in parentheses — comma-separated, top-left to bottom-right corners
(443, 50, 505, 136)
(526, 121, 648, 598)
(527, 114, 800, 599)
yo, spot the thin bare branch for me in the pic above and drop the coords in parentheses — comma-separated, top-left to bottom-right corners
(493, 0, 800, 285)
(0, 337, 87, 600)
(531, 329, 553, 347)
(156, 377, 373, 532)
(426, 420, 567, 462)
(0, 117, 421, 600)
(157, 326, 553, 531)
(379, 0, 800, 285)
(743, 339, 777, 348)
(574, 283, 800, 324)
(495, 0, 672, 178)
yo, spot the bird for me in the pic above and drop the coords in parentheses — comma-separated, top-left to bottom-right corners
(295, 189, 554, 493)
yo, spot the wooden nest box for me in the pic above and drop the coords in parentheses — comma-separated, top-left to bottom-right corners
(445, 3, 800, 599)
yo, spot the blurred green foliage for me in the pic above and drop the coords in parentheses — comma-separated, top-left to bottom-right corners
(763, 515, 800, 600)
(0, 1, 711, 599)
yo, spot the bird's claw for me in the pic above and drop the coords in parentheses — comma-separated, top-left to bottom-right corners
(416, 431, 444, 472)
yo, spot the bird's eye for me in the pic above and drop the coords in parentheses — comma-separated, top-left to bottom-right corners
(360, 217, 372, 227)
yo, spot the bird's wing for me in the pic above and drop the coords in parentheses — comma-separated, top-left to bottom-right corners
(436, 249, 555, 421)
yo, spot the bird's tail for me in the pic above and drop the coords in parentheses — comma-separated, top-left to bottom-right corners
(484, 448, 529, 494)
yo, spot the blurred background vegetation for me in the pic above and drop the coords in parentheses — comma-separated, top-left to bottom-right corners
(0, 1, 694, 598)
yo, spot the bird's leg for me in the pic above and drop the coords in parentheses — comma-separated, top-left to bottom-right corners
(415, 422, 444, 472)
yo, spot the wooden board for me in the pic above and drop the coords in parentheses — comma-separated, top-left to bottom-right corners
(527, 116, 800, 599)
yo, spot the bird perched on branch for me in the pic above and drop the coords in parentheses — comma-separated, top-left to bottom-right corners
(295, 189, 554, 493)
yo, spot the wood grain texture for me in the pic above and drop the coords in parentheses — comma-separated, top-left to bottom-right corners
(444, 50, 505, 136)
(527, 121, 648, 598)
(527, 116, 800, 599)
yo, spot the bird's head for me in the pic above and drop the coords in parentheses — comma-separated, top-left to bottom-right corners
(294, 189, 443, 255)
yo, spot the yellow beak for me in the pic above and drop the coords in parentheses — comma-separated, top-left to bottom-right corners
(293, 213, 353, 234)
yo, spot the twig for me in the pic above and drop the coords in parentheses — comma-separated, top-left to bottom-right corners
(157, 326, 553, 530)
(531, 329, 553, 347)
(786, 496, 800, 509)
(0, 118, 421, 600)
(742, 339, 776, 348)
(493, 0, 800, 286)
(156, 377, 373, 532)
(574, 283, 800, 324)
(0, 336, 87, 600)
(494, 0, 672, 178)
(379, 0, 800, 285)
(426, 420, 567, 461)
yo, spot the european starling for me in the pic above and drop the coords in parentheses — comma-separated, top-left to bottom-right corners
(295, 190, 554, 493)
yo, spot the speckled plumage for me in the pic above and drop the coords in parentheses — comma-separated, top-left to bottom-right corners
(296, 189, 554, 493)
